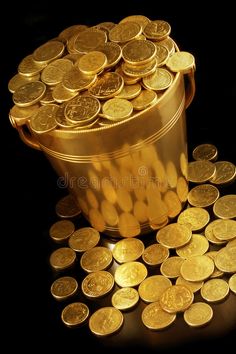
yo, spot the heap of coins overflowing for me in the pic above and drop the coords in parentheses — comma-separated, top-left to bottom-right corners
(8, 15, 195, 131)
(48, 143, 236, 333)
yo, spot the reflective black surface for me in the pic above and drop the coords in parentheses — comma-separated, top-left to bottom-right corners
(3, 2, 236, 352)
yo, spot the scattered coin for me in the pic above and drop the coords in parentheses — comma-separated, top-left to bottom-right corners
(61, 302, 89, 327)
(183, 302, 213, 327)
(111, 288, 139, 310)
(50, 276, 78, 301)
(89, 307, 123, 336)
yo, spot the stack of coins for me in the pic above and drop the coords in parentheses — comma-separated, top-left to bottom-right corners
(48, 143, 236, 333)
(8, 15, 195, 132)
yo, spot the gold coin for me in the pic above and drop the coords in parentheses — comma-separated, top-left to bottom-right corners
(155, 44, 169, 67)
(62, 67, 97, 91)
(115, 83, 142, 100)
(160, 256, 184, 278)
(80, 246, 112, 272)
(158, 36, 175, 55)
(187, 184, 219, 208)
(180, 255, 214, 281)
(74, 28, 107, 53)
(119, 15, 150, 30)
(115, 65, 140, 85)
(41, 58, 73, 86)
(143, 20, 171, 41)
(213, 194, 236, 219)
(187, 160, 216, 183)
(9, 104, 40, 126)
(133, 200, 148, 223)
(138, 275, 172, 302)
(33, 40, 65, 63)
(82, 270, 114, 298)
(114, 261, 147, 287)
(176, 176, 188, 202)
(109, 22, 142, 43)
(131, 89, 157, 110)
(49, 247, 76, 270)
(156, 223, 192, 249)
(209, 161, 236, 185)
(18, 54, 47, 77)
(212, 219, 236, 241)
(89, 307, 123, 336)
(89, 72, 124, 99)
(40, 87, 55, 105)
(68, 227, 100, 252)
(65, 95, 100, 124)
(122, 58, 157, 78)
(111, 287, 139, 310)
(99, 42, 122, 68)
(52, 82, 78, 103)
(13, 81, 46, 107)
(143, 68, 173, 91)
(30, 104, 58, 133)
(50, 276, 78, 301)
(102, 98, 133, 121)
(176, 234, 209, 258)
(183, 302, 213, 327)
(8, 72, 40, 93)
(176, 276, 203, 293)
(166, 51, 195, 73)
(118, 212, 141, 238)
(142, 301, 176, 330)
(95, 21, 115, 32)
(227, 238, 236, 249)
(192, 143, 218, 161)
(61, 302, 89, 328)
(78, 51, 107, 75)
(160, 285, 194, 313)
(49, 220, 75, 243)
(214, 246, 236, 273)
(55, 194, 81, 218)
(205, 251, 224, 278)
(163, 190, 182, 218)
(89, 208, 106, 232)
(142, 243, 169, 266)
(201, 279, 229, 302)
(204, 220, 227, 245)
(122, 39, 156, 65)
(112, 238, 144, 263)
(229, 273, 236, 294)
(177, 207, 210, 231)
(100, 199, 119, 226)
(58, 24, 88, 42)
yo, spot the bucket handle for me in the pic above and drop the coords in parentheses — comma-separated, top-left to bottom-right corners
(17, 125, 41, 150)
(184, 69, 196, 109)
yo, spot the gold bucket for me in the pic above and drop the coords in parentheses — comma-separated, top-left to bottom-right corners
(14, 70, 195, 238)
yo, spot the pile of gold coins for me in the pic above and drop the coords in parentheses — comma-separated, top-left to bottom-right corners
(48, 143, 236, 334)
(8, 15, 195, 132)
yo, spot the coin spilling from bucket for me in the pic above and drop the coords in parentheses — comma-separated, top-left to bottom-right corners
(48, 143, 236, 333)
(8, 15, 195, 130)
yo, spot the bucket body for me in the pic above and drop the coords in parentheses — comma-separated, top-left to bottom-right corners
(20, 71, 192, 237)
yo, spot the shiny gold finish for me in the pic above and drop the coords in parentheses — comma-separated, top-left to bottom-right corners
(142, 243, 169, 266)
(30, 104, 58, 133)
(187, 184, 219, 208)
(68, 227, 100, 252)
(156, 223, 192, 249)
(102, 98, 133, 121)
(192, 143, 218, 161)
(89, 307, 123, 336)
(18, 54, 47, 77)
(8, 73, 40, 93)
(205, 251, 224, 278)
(122, 40, 156, 65)
(214, 246, 236, 273)
(204, 220, 227, 245)
(166, 51, 195, 74)
(177, 207, 210, 231)
(78, 51, 107, 75)
(115, 83, 141, 100)
(143, 68, 173, 91)
(229, 274, 236, 294)
(61, 302, 89, 327)
(33, 40, 64, 63)
(176, 234, 209, 258)
(213, 194, 236, 219)
(118, 213, 141, 238)
(201, 279, 229, 302)
(74, 28, 107, 53)
(49, 220, 75, 243)
(112, 238, 144, 263)
(143, 20, 171, 41)
(89, 72, 124, 99)
(210, 161, 236, 185)
(49, 247, 76, 270)
(188, 160, 216, 183)
(55, 194, 81, 218)
(50, 276, 78, 300)
(212, 219, 236, 241)
(114, 261, 147, 287)
(160, 256, 184, 278)
(80, 246, 112, 272)
(138, 275, 172, 302)
(41, 58, 73, 85)
(13, 81, 46, 107)
(160, 285, 194, 313)
(176, 277, 203, 293)
(82, 270, 114, 298)
(111, 287, 139, 310)
(109, 22, 142, 43)
(142, 301, 176, 330)
(183, 302, 213, 327)
(180, 255, 214, 281)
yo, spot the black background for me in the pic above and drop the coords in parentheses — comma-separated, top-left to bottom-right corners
(2, 1, 236, 352)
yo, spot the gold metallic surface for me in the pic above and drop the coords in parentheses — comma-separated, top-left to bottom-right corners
(156, 223, 192, 249)
(214, 246, 236, 273)
(49, 247, 76, 270)
(102, 98, 133, 121)
(229, 273, 236, 294)
(143, 68, 173, 91)
(80, 246, 112, 272)
(89, 307, 123, 336)
(8, 73, 40, 93)
(192, 143, 218, 161)
(82, 271, 114, 298)
(210, 161, 236, 185)
(176, 276, 203, 293)
(114, 261, 147, 287)
(13, 81, 46, 107)
(109, 22, 142, 43)
(176, 234, 209, 258)
(180, 255, 214, 281)
(160, 285, 194, 313)
(68, 227, 100, 252)
(204, 220, 227, 245)
(160, 256, 184, 278)
(49, 220, 75, 243)
(33, 40, 65, 64)
(213, 194, 236, 219)
(205, 251, 224, 278)
(138, 275, 172, 302)
(187, 184, 219, 208)
(201, 279, 229, 302)
(142, 243, 169, 266)
(177, 207, 210, 231)
(122, 39, 156, 65)
(143, 20, 171, 41)
(55, 194, 81, 218)
(61, 302, 89, 327)
(111, 287, 139, 310)
(212, 219, 236, 241)
(51, 276, 78, 300)
(112, 238, 144, 263)
(142, 301, 176, 330)
(188, 160, 216, 183)
(78, 51, 107, 75)
(166, 51, 195, 73)
(183, 302, 213, 327)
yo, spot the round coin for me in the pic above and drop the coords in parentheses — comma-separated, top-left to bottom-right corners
(82, 271, 114, 298)
(160, 285, 194, 313)
(89, 72, 124, 99)
(109, 22, 142, 43)
(200, 279, 229, 302)
(65, 95, 100, 124)
(30, 104, 58, 134)
(55, 194, 81, 218)
(209, 161, 236, 185)
(78, 51, 107, 75)
(177, 207, 210, 231)
(112, 238, 144, 263)
(212, 219, 236, 241)
(61, 302, 89, 328)
(180, 255, 214, 281)
(89, 307, 123, 336)
(122, 39, 156, 65)
(156, 223, 192, 249)
(166, 51, 195, 73)
(183, 302, 213, 327)
(111, 288, 139, 310)
(142, 243, 169, 266)
(214, 246, 236, 273)
(114, 261, 148, 287)
(68, 227, 100, 252)
(229, 273, 236, 294)
(33, 40, 64, 63)
(176, 277, 203, 293)
(213, 194, 236, 219)
(13, 81, 46, 107)
(176, 234, 209, 258)
(80, 246, 112, 272)
(49, 247, 76, 270)
(187, 184, 219, 208)
(102, 98, 133, 121)
(187, 160, 216, 183)
(160, 257, 185, 278)
(192, 143, 218, 161)
(49, 220, 75, 243)
(138, 275, 172, 302)
(50, 276, 78, 301)
(142, 301, 176, 330)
